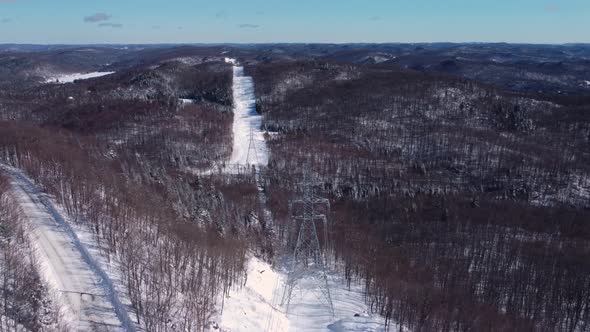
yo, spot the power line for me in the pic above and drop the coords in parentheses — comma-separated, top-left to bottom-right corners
(281, 170, 334, 316)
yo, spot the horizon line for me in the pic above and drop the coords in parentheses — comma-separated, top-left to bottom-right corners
(1, 41, 589, 47)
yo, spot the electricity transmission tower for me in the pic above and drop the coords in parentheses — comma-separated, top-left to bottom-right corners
(246, 128, 259, 165)
(281, 170, 334, 316)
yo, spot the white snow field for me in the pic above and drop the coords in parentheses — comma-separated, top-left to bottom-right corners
(44, 71, 115, 84)
(229, 64, 269, 167)
(216, 257, 392, 332)
(1, 166, 134, 332)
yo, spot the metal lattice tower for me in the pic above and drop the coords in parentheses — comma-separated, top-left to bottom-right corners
(246, 127, 259, 165)
(281, 170, 334, 316)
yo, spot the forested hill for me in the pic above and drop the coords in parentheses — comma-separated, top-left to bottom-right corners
(0, 44, 588, 331)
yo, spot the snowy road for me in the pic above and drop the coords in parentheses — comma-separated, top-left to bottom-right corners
(1, 166, 134, 332)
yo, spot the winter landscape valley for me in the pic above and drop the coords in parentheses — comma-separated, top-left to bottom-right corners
(1, 3, 590, 331)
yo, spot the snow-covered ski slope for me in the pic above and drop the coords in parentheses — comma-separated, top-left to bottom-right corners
(1, 166, 134, 332)
(229, 63, 269, 167)
(216, 257, 392, 332)
(44, 71, 115, 84)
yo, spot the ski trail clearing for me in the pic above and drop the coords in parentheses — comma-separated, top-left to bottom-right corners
(229, 64, 269, 167)
(1, 165, 135, 332)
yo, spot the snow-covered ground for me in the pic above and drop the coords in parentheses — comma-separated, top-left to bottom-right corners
(192, 60, 269, 176)
(215, 257, 391, 332)
(225, 57, 238, 65)
(1, 166, 134, 332)
(215, 59, 390, 332)
(229, 64, 269, 167)
(180, 98, 197, 105)
(44, 71, 115, 84)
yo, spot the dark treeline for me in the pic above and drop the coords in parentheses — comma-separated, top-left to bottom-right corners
(249, 61, 590, 331)
(331, 195, 590, 331)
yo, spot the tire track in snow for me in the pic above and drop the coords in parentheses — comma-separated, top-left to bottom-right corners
(1, 165, 135, 332)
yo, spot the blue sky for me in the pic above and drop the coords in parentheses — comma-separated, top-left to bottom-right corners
(0, 0, 588, 44)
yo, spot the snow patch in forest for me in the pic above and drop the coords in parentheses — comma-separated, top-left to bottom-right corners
(44, 71, 115, 84)
(180, 98, 197, 105)
(225, 57, 238, 65)
(169, 56, 204, 65)
(215, 257, 393, 332)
